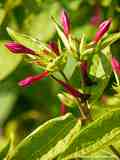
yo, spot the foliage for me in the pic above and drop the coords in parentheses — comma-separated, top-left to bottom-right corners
(0, 0, 120, 160)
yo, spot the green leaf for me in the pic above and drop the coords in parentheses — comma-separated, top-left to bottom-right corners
(0, 141, 10, 159)
(63, 54, 77, 79)
(52, 17, 71, 51)
(59, 109, 120, 159)
(89, 46, 112, 101)
(0, 79, 18, 126)
(7, 27, 46, 51)
(40, 119, 81, 160)
(0, 41, 22, 80)
(9, 113, 78, 160)
(62, 128, 120, 159)
(23, 2, 60, 41)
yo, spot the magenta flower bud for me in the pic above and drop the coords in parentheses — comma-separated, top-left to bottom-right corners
(5, 42, 35, 55)
(48, 42, 59, 55)
(60, 10, 70, 37)
(93, 18, 112, 43)
(111, 57, 120, 75)
(60, 103, 68, 115)
(19, 71, 49, 87)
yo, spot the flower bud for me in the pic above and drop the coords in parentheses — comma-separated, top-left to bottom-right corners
(111, 57, 120, 75)
(60, 10, 70, 37)
(93, 18, 112, 43)
(5, 42, 35, 55)
(48, 42, 59, 55)
(19, 71, 49, 87)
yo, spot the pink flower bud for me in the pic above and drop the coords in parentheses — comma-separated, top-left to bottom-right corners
(48, 42, 59, 55)
(5, 42, 35, 55)
(60, 10, 70, 37)
(19, 71, 49, 87)
(60, 103, 68, 115)
(93, 18, 112, 43)
(111, 57, 120, 75)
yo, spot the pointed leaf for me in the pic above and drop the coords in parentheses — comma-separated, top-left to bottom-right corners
(59, 109, 120, 159)
(9, 113, 77, 160)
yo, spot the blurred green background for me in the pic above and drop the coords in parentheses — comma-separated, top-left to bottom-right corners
(0, 0, 120, 148)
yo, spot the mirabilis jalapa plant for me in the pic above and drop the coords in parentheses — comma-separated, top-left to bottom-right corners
(4, 9, 120, 160)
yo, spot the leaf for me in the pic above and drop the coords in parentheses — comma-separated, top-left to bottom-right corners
(40, 119, 81, 160)
(62, 128, 120, 159)
(9, 113, 78, 160)
(0, 41, 22, 81)
(63, 54, 77, 79)
(0, 141, 10, 159)
(0, 79, 18, 126)
(7, 27, 46, 51)
(23, 2, 60, 41)
(89, 46, 112, 101)
(52, 17, 71, 51)
(59, 109, 120, 159)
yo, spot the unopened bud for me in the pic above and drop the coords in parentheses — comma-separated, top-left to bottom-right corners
(5, 42, 35, 55)
(60, 10, 70, 37)
(93, 18, 112, 43)
(19, 71, 49, 87)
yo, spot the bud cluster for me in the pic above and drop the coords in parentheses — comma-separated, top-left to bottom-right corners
(5, 9, 120, 119)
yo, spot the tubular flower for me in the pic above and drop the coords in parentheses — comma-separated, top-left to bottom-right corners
(111, 57, 120, 75)
(93, 18, 112, 43)
(48, 42, 59, 56)
(57, 80, 90, 100)
(5, 42, 36, 55)
(60, 10, 70, 37)
(19, 71, 49, 87)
